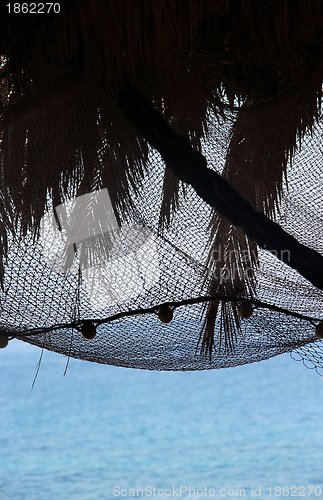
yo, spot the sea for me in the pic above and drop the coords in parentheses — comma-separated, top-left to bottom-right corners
(0, 340, 322, 500)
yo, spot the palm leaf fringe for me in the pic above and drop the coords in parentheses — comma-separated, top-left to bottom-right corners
(158, 167, 180, 234)
(0, 80, 150, 269)
(199, 60, 323, 358)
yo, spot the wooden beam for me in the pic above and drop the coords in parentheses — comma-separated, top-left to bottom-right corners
(118, 81, 323, 292)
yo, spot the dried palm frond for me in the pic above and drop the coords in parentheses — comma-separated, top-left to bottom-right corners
(200, 59, 323, 358)
(200, 215, 257, 358)
(158, 167, 180, 234)
(0, 78, 150, 276)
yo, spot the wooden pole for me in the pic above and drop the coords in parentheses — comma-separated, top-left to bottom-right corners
(118, 81, 323, 292)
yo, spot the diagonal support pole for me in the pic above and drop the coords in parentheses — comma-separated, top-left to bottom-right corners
(118, 81, 323, 292)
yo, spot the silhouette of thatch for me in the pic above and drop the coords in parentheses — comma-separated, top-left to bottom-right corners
(0, 1, 323, 371)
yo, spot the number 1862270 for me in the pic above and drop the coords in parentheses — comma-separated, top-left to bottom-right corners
(267, 485, 322, 496)
(6, 3, 61, 13)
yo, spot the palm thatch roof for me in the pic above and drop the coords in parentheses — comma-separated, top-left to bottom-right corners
(0, 0, 323, 371)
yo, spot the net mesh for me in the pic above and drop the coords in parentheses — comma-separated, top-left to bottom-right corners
(0, 80, 322, 371)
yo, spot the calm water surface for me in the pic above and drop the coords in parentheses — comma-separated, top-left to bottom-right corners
(0, 340, 322, 499)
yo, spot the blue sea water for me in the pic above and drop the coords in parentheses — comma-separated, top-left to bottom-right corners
(0, 340, 322, 500)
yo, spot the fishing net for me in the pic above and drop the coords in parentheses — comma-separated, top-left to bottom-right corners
(0, 0, 323, 372)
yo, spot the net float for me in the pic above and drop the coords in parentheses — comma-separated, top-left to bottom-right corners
(315, 321, 323, 339)
(0, 335, 9, 349)
(238, 301, 253, 319)
(81, 321, 97, 340)
(157, 305, 173, 323)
